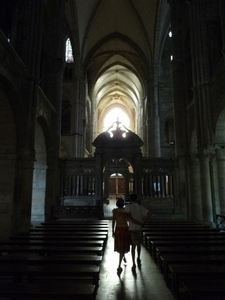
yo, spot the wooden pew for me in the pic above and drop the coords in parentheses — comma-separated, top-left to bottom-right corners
(144, 220, 205, 225)
(182, 279, 225, 300)
(29, 227, 108, 233)
(142, 220, 225, 298)
(144, 232, 225, 249)
(10, 234, 108, 250)
(35, 224, 109, 229)
(159, 253, 225, 283)
(143, 223, 210, 228)
(143, 228, 221, 236)
(0, 239, 104, 248)
(21, 231, 108, 236)
(10, 234, 107, 241)
(149, 237, 225, 259)
(151, 240, 225, 262)
(0, 282, 96, 299)
(35, 222, 108, 228)
(0, 253, 103, 266)
(155, 245, 225, 264)
(0, 264, 100, 286)
(142, 228, 219, 245)
(41, 220, 109, 224)
(0, 245, 103, 256)
(168, 264, 225, 298)
(0, 221, 104, 299)
(143, 231, 223, 247)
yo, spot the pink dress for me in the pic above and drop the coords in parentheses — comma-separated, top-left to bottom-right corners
(113, 208, 131, 253)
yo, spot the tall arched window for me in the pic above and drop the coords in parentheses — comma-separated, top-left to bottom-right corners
(65, 38, 74, 63)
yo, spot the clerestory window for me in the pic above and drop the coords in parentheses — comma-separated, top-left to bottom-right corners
(65, 38, 74, 63)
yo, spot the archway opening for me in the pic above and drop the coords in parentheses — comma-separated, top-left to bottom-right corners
(31, 122, 47, 223)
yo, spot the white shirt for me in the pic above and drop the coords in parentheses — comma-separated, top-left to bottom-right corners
(124, 202, 149, 231)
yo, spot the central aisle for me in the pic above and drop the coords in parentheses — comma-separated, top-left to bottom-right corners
(96, 220, 176, 300)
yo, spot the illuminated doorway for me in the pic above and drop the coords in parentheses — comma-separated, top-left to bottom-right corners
(109, 173, 125, 197)
(104, 173, 125, 218)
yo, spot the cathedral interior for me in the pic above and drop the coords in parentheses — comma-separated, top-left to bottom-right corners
(1, 1, 225, 299)
(1, 0, 225, 235)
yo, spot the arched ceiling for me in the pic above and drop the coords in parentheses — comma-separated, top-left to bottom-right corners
(65, 0, 168, 136)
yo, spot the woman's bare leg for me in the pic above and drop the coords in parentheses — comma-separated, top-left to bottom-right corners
(131, 245, 136, 269)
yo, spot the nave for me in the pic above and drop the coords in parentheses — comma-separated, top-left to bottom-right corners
(96, 220, 175, 300)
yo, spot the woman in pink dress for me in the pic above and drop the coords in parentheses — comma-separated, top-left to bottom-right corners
(112, 198, 142, 274)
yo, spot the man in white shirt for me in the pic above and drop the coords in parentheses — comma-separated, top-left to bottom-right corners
(124, 193, 152, 271)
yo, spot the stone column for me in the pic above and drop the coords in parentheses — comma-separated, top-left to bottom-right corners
(198, 151, 213, 223)
(133, 153, 142, 196)
(219, 0, 225, 58)
(103, 168, 109, 198)
(14, 153, 35, 233)
(12, 1, 45, 232)
(124, 172, 130, 197)
(188, 1, 214, 223)
(188, 0, 212, 147)
(167, 0, 187, 157)
(216, 146, 225, 215)
(146, 78, 161, 157)
(188, 154, 202, 220)
(153, 83, 161, 157)
(70, 77, 86, 157)
(94, 150, 104, 219)
(44, 157, 60, 221)
(168, 0, 189, 217)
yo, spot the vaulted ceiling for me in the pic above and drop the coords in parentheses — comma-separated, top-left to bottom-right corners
(65, 0, 170, 135)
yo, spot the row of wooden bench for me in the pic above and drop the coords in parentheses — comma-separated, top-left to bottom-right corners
(142, 220, 225, 299)
(0, 219, 109, 299)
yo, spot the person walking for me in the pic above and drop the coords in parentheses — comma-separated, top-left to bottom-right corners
(112, 197, 142, 274)
(124, 193, 152, 272)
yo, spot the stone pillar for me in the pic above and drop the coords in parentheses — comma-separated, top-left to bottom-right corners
(94, 150, 104, 219)
(14, 153, 35, 233)
(188, 1, 215, 223)
(12, 1, 45, 232)
(188, 0, 212, 147)
(103, 168, 109, 197)
(70, 77, 86, 157)
(125, 172, 130, 197)
(146, 78, 160, 157)
(44, 157, 60, 221)
(219, 0, 225, 58)
(216, 146, 225, 215)
(168, 0, 189, 217)
(168, 0, 188, 154)
(133, 153, 142, 196)
(153, 83, 161, 157)
(198, 152, 213, 223)
(188, 154, 202, 220)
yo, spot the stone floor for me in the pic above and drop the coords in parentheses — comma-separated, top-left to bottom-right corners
(96, 220, 176, 300)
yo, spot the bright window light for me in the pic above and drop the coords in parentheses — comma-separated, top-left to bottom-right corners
(65, 38, 74, 63)
(103, 108, 130, 132)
